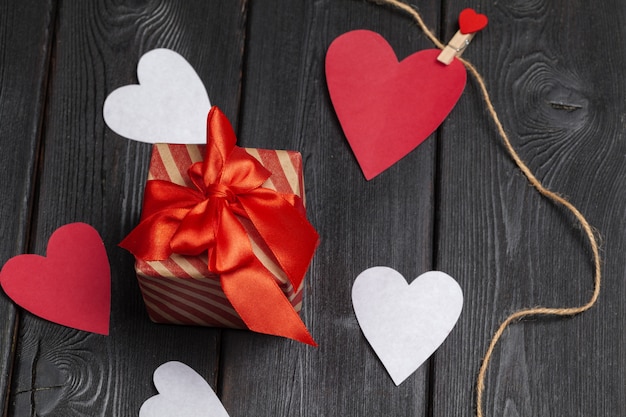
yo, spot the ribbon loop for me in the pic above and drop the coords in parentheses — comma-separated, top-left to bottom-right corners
(120, 106, 318, 345)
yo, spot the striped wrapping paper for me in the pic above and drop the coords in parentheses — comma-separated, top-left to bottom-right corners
(134, 143, 307, 329)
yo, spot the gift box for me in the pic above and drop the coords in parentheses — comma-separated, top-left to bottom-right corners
(121, 107, 318, 345)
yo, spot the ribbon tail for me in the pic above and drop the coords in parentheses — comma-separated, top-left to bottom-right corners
(214, 205, 316, 346)
(220, 266, 316, 346)
(240, 189, 319, 291)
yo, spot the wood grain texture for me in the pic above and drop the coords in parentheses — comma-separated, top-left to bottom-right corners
(434, 0, 626, 416)
(219, 0, 439, 415)
(0, 1, 56, 414)
(6, 1, 246, 415)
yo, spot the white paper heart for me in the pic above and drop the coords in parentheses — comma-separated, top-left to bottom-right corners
(140, 361, 230, 417)
(103, 48, 211, 144)
(352, 267, 463, 385)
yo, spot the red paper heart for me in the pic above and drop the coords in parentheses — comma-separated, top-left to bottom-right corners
(459, 8, 488, 34)
(0, 223, 111, 335)
(326, 30, 466, 180)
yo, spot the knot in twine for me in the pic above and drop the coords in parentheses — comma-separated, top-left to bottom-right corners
(367, 1, 602, 417)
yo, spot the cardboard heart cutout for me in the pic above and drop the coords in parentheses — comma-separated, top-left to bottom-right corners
(459, 8, 488, 34)
(0, 223, 110, 335)
(352, 267, 463, 385)
(103, 48, 211, 144)
(140, 361, 230, 417)
(326, 30, 466, 180)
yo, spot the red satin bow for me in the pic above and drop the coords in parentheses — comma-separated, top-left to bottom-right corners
(120, 107, 318, 345)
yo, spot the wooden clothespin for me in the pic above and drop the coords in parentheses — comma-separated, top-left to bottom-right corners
(437, 8, 488, 65)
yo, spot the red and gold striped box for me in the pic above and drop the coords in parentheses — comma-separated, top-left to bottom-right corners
(134, 143, 306, 329)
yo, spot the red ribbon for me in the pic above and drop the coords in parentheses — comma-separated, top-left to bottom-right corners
(120, 107, 318, 345)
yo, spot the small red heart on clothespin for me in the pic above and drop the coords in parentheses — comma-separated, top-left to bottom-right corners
(0, 223, 111, 335)
(459, 8, 488, 34)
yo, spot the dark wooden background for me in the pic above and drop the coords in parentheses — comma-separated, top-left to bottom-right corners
(1, 0, 625, 416)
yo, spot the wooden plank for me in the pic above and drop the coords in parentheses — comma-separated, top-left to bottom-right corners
(219, 1, 440, 415)
(6, 2, 246, 415)
(434, 0, 626, 416)
(0, 1, 56, 414)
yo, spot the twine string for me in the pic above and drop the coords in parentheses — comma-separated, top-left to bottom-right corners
(366, 1, 602, 417)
